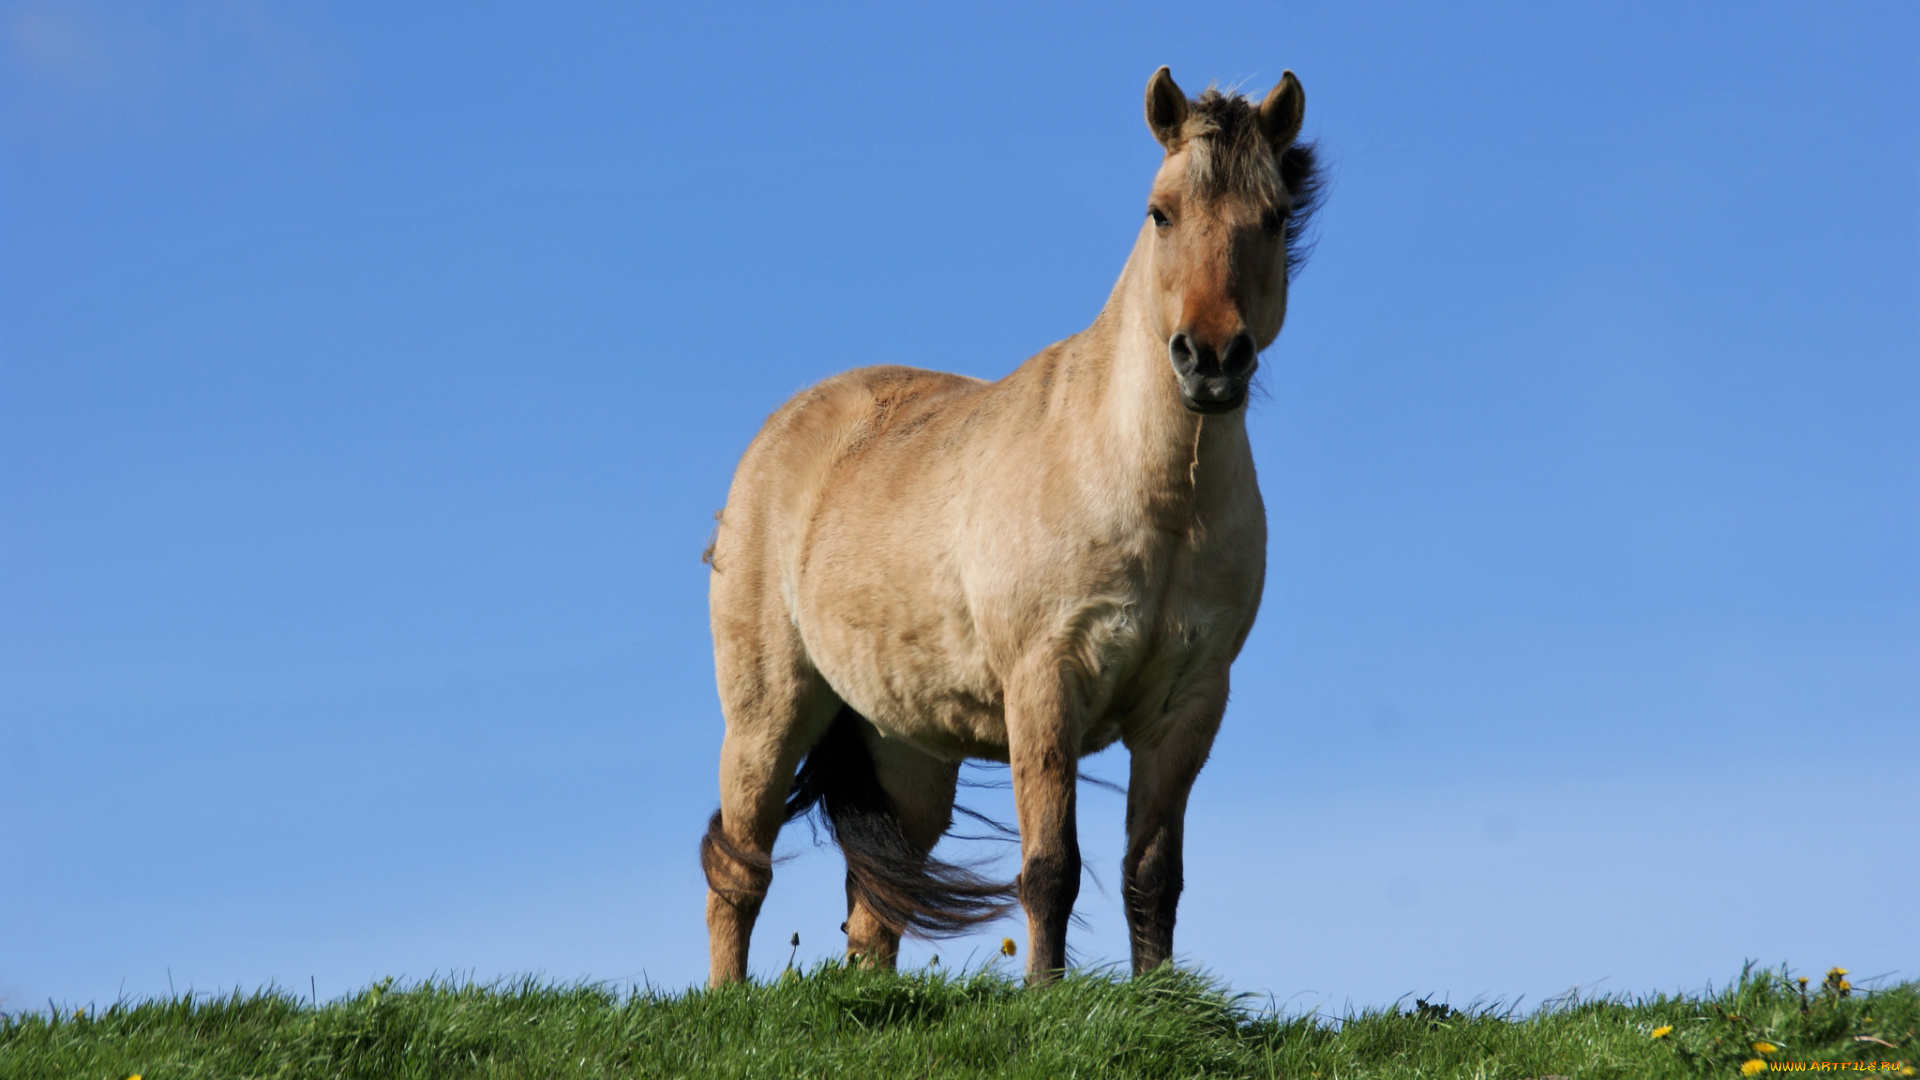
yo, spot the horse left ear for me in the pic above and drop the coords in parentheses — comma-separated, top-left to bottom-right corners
(1258, 71, 1305, 148)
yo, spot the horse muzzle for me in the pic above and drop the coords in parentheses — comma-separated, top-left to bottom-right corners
(1169, 330, 1256, 414)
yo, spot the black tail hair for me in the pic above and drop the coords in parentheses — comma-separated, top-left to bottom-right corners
(784, 706, 1015, 938)
(700, 811, 771, 908)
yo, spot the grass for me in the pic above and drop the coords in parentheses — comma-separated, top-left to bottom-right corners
(2, 963, 1912, 1079)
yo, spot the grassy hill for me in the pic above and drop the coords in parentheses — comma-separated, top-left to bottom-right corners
(2, 963, 1912, 1079)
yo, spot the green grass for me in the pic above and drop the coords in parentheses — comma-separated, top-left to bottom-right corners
(3, 963, 1912, 1079)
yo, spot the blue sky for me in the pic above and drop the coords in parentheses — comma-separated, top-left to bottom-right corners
(2, 2, 1915, 1012)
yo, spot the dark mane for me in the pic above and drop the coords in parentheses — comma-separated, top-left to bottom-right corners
(1182, 87, 1324, 279)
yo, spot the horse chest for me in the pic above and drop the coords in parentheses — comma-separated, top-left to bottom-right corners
(796, 423, 1263, 758)
(962, 503, 1260, 749)
(1078, 526, 1259, 736)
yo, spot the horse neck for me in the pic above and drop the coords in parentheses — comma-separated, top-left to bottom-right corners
(1052, 246, 1250, 526)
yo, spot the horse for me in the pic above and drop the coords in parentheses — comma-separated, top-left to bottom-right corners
(699, 66, 1320, 985)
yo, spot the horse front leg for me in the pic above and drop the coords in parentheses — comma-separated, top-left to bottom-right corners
(1006, 670, 1081, 983)
(1122, 683, 1227, 974)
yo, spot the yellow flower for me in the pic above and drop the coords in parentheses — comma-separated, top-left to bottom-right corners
(1894, 1066, 1913, 1077)
(1000, 937, 1017, 957)
(1838, 980, 1851, 993)
(1740, 1059, 1767, 1076)
(1753, 1042, 1778, 1054)
(1828, 967, 1849, 978)
(1650, 1025, 1674, 1039)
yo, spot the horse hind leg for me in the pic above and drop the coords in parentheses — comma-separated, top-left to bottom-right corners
(842, 729, 964, 967)
(703, 631, 837, 986)
(796, 710, 1013, 968)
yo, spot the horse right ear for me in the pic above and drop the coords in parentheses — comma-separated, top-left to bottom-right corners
(1145, 66, 1189, 151)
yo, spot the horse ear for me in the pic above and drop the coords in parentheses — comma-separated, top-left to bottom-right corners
(1258, 71, 1305, 148)
(1145, 66, 1189, 151)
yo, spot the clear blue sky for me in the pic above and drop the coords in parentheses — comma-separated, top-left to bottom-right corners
(3, 2, 1915, 1012)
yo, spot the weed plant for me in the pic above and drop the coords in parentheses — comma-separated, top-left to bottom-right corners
(2, 962, 1912, 1079)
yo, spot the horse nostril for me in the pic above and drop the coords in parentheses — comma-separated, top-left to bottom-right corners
(1168, 332, 1195, 374)
(1221, 332, 1257, 377)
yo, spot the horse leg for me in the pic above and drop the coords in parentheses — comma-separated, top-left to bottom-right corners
(1006, 671, 1081, 982)
(842, 733, 960, 968)
(704, 624, 835, 986)
(1121, 684, 1227, 974)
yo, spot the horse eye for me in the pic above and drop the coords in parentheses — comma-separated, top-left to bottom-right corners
(1261, 208, 1288, 237)
(1149, 207, 1170, 228)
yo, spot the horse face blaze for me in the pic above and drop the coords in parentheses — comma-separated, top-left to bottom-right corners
(1151, 189, 1284, 414)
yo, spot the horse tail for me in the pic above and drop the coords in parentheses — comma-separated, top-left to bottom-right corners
(784, 706, 1016, 938)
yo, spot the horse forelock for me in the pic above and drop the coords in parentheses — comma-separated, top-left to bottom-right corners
(1178, 86, 1324, 279)
(1180, 90, 1281, 203)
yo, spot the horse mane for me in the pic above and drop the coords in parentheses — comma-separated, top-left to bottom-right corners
(1181, 87, 1324, 280)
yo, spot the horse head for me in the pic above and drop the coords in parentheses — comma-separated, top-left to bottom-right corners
(1141, 67, 1319, 414)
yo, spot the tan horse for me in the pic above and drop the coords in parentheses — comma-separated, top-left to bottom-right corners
(700, 66, 1320, 985)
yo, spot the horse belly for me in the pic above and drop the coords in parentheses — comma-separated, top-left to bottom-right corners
(821, 645, 1008, 761)
(795, 569, 1009, 760)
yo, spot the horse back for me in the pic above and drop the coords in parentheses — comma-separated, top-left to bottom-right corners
(709, 364, 987, 619)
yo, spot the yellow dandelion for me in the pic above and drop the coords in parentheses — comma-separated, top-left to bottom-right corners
(1000, 937, 1017, 957)
(1828, 967, 1849, 978)
(1753, 1042, 1778, 1054)
(1894, 1066, 1913, 1077)
(1650, 1025, 1673, 1039)
(1838, 979, 1851, 993)
(1797, 976, 1809, 986)
(1740, 1059, 1767, 1076)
